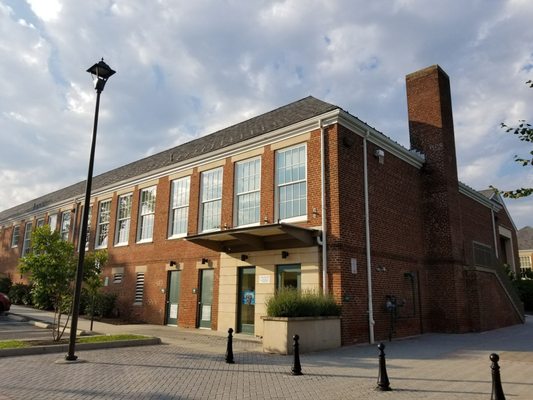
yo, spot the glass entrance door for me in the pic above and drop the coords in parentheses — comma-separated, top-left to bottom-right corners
(238, 267, 256, 334)
(198, 269, 214, 329)
(165, 270, 181, 325)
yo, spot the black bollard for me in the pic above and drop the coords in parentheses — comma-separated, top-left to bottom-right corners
(225, 328, 235, 364)
(291, 334, 303, 375)
(490, 353, 505, 400)
(376, 342, 392, 391)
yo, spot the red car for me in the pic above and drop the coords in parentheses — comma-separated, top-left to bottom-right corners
(0, 292, 10, 313)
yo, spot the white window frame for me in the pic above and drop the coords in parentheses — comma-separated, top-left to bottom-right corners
(36, 218, 45, 228)
(234, 157, 261, 227)
(168, 177, 190, 238)
(137, 186, 157, 243)
(22, 221, 33, 256)
(95, 200, 111, 249)
(115, 194, 132, 246)
(60, 211, 71, 241)
(11, 225, 20, 248)
(48, 214, 58, 231)
(200, 167, 223, 233)
(275, 143, 307, 223)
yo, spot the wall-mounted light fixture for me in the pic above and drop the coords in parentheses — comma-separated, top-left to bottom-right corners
(240, 254, 249, 262)
(201, 258, 209, 265)
(281, 251, 289, 259)
(374, 149, 385, 164)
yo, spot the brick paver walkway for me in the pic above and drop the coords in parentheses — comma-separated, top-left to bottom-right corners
(1, 307, 532, 399)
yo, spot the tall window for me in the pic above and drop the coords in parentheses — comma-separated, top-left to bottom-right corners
(200, 168, 223, 232)
(235, 158, 261, 227)
(169, 177, 190, 238)
(277, 264, 301, 290)
(48, 214, 57, 231)
(80, 205, 92, 251)
(11, 225, 20, 247)
(137, 187, 156, 242)
(96, 200, 111, 248)
(60, 211, 71, 241)
(115, 194, 132, 245)
(36, 218, 45, 228)
(276, 144, 307, 220)
(22, 222, 33, 256)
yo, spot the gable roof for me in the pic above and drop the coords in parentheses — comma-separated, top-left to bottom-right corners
(518, 226, 533, 249)
(0, 96, 339, 222)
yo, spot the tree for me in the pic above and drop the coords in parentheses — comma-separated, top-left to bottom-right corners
(19, 226, 76, 341)
(499, 80, 533, 198)
(83, 250, 108, 330)
(18, 226, 106, 341)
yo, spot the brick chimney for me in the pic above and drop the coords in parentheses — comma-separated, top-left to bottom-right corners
(406, 65, 466, 333)
(406, 65, 463, 263)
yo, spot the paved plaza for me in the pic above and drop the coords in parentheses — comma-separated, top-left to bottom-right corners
(1, 307, 532, 399)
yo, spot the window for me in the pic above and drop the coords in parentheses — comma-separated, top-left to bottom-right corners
(137, 187, 156, 242)
(169, 177, 190, 238)
(60, 211, 71, 241)
(48, 214, 57, 231)
(276, 144, 307, 221)
(22, 222, 33, 256)
(235, 158, 261, 227)
(11, 225, 20, 247)
(135, 272, 145, 303)
(115, 194, 132, 245)
(473, 242, 495, 267)
(200, 168, 223, 232)
(277, 264, 301, 290)
(520, 255, 532, 268)
(36, 218, 45, 228)
(96, 200, 111, 248)
(84, 206, 92, 251)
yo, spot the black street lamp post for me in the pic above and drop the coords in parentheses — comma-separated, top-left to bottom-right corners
(66, 59, 115, 361)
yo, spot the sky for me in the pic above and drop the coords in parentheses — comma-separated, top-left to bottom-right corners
(0, 0, 532, 229)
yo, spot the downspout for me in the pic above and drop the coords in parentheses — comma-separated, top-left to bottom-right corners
(491, 209, 499, 258)
(318, 118, 328, 295)
(364, 132, 375, 344)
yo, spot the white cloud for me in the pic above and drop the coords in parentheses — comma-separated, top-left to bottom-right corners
(0, 0, 532, 228)
(26, 0, 62, 22)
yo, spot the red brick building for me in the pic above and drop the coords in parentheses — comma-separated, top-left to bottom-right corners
(0, 65, 523, 344)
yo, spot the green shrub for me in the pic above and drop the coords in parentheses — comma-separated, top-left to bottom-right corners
(0, 276, 12, 293)
(83, 292, 117, 318)
(266, 289, 341, 317)
(513, 279, 533, 311)
(8, 283, 33, 305)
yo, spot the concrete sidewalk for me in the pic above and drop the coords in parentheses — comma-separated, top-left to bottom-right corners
(2, 306, 533, 399)
(7, 304, 262, 352)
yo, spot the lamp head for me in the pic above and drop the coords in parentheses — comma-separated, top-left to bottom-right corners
(87, 58, 116, 92)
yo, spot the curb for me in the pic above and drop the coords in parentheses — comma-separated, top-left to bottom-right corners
(7, 312, 88, 336)
(0, 337, 161, 358)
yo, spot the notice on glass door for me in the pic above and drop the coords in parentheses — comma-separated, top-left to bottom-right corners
(170, 304, 178, 319)
(201, 305, 211, 321)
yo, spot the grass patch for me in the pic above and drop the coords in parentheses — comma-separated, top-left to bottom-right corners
(77, 334, 148, 343)
(0, 334, 150, 350)
(0, 340, 30, 349)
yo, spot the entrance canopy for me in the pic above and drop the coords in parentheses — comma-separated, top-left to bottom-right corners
(186, 223, 320, 253)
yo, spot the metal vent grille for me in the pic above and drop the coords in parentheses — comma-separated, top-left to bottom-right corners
(135, 272, 145, 303)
